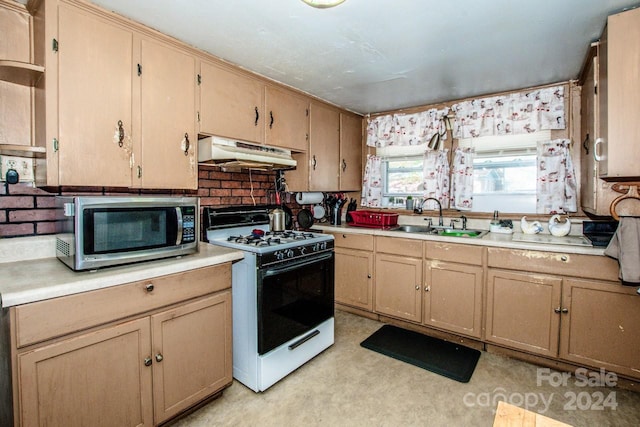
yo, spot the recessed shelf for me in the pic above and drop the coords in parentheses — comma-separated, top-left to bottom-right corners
(0, 144, 46, 158)
(0, 60, 44, 87)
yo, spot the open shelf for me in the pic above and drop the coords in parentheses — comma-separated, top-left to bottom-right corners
(0, 144, 46, 158)
(0, 60, 44, 87)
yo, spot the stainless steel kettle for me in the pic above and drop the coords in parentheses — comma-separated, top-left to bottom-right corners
(269, 207, 286, 232)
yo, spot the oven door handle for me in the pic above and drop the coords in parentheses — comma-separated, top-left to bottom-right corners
(262, 251, 333, 277)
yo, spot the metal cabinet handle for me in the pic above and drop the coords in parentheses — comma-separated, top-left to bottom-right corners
(312, 155, 317, 170)
(367, 274, 372, 279)
(593, 137, 605, 161)
(342, 159, 347, 172)
(145, 283, 154, 292)
(554, 307, 569, 314)
(144, 357, 152, 367)
(560, 255, 568, 262)
(415, 285, 420, 290)
(117, 120, 125, 147)
(424, 285, 430, 292)
(254, 106, 259, 126)
(270, 111, 274, 129)
(182, 133, 190, 156)
(155, 353, 163, 362)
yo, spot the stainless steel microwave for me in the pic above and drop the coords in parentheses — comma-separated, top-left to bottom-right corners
(55, 196, 199, 271)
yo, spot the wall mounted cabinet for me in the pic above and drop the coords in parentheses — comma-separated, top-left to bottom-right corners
(34, 0, 197, 189)
(595, 7, 640, 180)
(309, 102, 341, 191)
(339, 113, 362, 191)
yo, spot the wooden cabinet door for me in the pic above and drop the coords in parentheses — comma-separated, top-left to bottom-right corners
(151, 291, 232, 424)
(335, 247, 374, 311)
(339, 113, 362, 191)
(374, 253, 422, 322)
(18, 318, 153, 427)
(485, 269, 562, 357)
(265, 86, 309, 151)
(424, 261, 483, 338)
(309, 102, 340, 190)
(137, 38, 197, 189)
(600, 8, 640, 179)
(199, 61, 264, 143)
(559, 278, 640, 379)
(55, 3, 133, 186)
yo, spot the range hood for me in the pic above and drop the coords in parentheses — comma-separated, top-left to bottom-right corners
(198, 136, 297, 171)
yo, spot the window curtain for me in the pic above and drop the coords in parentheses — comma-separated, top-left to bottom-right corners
(451, 86, 565, 139)
(422, 149, 450, 210)
(366, 108, 450, 147)
(536, 139, 577, 214)
(450, 147, 475, 210)
(361, 154, 383, 207)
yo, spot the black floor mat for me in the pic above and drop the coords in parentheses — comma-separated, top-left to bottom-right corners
(360, 325, 481, 383)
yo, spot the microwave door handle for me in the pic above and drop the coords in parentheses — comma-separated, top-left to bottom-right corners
(175, 207, 183, 245)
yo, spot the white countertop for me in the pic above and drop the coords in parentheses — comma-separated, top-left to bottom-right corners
(313, 224, 607, 256)
(0, 238, 244, 308)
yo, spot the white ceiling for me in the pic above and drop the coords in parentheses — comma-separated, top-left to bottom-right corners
(21, 0, 640, 114)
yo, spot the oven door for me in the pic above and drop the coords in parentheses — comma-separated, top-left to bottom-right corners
(257, 251, 334, 355)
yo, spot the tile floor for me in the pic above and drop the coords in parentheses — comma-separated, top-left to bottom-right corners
(171, 310, 640, 427)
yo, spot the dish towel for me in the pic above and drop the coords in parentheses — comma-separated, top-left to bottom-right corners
(604, 217, 640, 286)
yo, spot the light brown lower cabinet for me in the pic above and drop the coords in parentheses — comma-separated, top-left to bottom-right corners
(374, 237, 423, 322)
(559, 278, 640, 379)
(424, 261, 484, 338)
(486, 269, 563, 357)
(12, 265, 232, 427)
(19, 317, 153, 427)
(335, 247, 374, 311)
(331, 232, 375, 311)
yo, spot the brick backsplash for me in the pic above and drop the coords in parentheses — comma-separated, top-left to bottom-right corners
(0, 166, 278, 238)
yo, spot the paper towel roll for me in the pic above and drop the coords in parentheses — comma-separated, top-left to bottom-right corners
(296, 192, 324, 205)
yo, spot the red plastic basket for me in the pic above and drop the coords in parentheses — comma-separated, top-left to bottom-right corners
(349, 210, 399, 229)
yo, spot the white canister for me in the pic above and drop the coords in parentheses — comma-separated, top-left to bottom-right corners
(296, 192, 324, 205)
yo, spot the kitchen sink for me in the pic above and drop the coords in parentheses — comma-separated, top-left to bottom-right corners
(391, 225, 436, 233)
(437, 229, 487, 238)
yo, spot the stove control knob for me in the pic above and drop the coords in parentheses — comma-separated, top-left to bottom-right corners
(299, 246, 307, 255)
(275, 250, 285, 260)
(286, 249, 295, 258)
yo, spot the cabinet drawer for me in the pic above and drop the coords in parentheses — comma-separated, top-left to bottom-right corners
(425, 242, 484, 265)
(376, 236, 422, 257)
(330, 232, 374, 251)
(14, 264, 231, 348)
(487, 248, 618, 281)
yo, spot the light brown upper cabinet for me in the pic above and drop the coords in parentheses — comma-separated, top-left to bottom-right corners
(199, 61, 265, 144)
(35, 0, 198, 189)
(579, 45, 617, 216)
(39, 1, 134, 187)
(339, 113, 362, 191)
(265, 86, 309, 152)
(595, 7, 640, 180)
(134, 37, 197, 189)
(309, 102, 340, 190)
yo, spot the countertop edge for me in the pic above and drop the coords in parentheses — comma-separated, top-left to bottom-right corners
(314, 224, 607, 256)
(0, 243, 244, 308)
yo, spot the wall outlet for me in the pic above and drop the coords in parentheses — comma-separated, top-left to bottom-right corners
(0, 155, 35, 182)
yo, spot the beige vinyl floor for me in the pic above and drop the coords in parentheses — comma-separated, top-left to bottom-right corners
(171, 310, 640, 427)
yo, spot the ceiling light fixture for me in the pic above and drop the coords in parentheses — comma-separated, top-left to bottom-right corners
(301, 0, 346, 9)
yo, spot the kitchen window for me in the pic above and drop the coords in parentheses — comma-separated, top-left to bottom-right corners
(380, 131, 548, 212)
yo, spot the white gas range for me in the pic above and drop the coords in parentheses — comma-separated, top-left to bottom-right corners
(204, 206, 335, 392)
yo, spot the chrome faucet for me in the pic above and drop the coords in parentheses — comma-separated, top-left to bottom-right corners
(460, 215, 467, 230)
(422, 197, 443, 226)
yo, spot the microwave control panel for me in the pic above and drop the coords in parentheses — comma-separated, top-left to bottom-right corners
(181, 206, 197, 243)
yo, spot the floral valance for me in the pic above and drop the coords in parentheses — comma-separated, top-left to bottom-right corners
(451, 85, 565, 138)
(366, 108, 450, 147)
